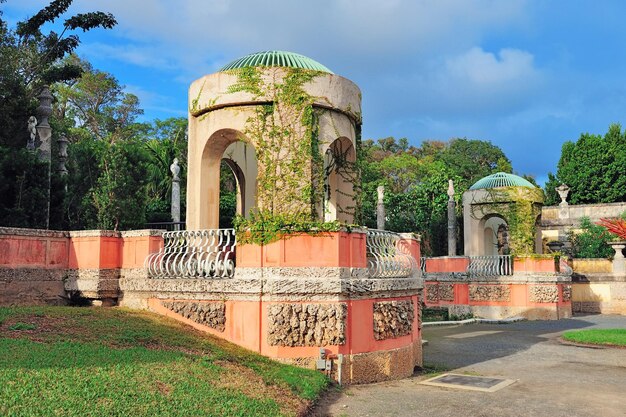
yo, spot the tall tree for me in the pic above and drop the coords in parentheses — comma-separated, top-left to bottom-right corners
(545, 124, 626, 205)
(0, 0, 115, 229)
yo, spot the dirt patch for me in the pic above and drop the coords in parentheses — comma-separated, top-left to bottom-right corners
(0, 314, 69, 343)
(215, 360, 310, 416)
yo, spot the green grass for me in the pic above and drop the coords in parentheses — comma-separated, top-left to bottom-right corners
(0, 306, 330, 416)
(562, 328, 626, 347)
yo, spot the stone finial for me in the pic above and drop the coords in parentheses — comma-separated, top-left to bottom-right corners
(447, 179, 454, 200)
(170, 158, 180, 181)
(27, 116, 37, 150)
(556, 183, 570, 207)
(36, 86, 53, 127)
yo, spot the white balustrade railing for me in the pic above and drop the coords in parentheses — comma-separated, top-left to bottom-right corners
(366, 229, 418, 278)
(420, 257, 427, 274)
(467, 255, 513, 277)
(144, 229, 236, 278)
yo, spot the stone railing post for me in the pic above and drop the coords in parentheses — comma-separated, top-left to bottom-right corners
(609, 241, 626, 276)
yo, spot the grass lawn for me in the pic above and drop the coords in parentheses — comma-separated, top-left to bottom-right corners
(561, 328, 626, 347)
(0, 306, 329, 417)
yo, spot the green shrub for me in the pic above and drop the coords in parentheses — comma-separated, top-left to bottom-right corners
(569, 217, 613, 258)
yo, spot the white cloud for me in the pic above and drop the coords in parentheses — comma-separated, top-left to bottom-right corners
(445, 47, 538, 86)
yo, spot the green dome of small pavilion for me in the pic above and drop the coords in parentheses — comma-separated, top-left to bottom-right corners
(219, 50, 333, 73)
(469, 172, 536, 190)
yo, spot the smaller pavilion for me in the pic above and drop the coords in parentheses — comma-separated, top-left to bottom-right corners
(463, 172, 544, 256)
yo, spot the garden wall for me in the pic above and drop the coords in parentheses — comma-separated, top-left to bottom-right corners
(0, 227, 162, 306)
(424, 256, 572, 320)
(570, 258, 626, 314)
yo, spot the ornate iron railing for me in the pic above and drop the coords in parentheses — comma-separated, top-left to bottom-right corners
(366, 229, 418, 278)
(144, 229, 236, 278)
(467, 255, 513, 277)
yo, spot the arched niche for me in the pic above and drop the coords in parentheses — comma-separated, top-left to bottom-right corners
(197, 129, 257, 229)
(479, 215, 508, 255)
(323, 137, 356, 223)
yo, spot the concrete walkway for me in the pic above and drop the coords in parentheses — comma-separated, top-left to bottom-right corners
(314, 315, 626, 417)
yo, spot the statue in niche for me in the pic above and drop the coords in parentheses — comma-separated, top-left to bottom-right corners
(497, 224, 510, 255)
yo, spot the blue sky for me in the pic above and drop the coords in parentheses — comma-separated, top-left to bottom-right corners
(4, 1, 626, 185)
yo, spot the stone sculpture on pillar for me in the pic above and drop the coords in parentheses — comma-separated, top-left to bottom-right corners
(170, 158, 181, 230)
(556, 183, 570, 221)
(447, 179, 457, 256)
(376, 185, 385, 230)
(27, 116, 37, 151)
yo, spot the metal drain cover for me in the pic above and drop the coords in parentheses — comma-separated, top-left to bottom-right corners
(420, 373, 516, 392)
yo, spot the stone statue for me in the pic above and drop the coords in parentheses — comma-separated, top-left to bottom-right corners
(447, 179, 454, 200)
(27, 116, 37, 150)
(170, 158, 180, 181)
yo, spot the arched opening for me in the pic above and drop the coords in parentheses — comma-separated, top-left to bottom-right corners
(480, 215, 508, 255)
(324, 137, 357, 223)
(197, 129, 257, 229)
(219, 160, 238, 228)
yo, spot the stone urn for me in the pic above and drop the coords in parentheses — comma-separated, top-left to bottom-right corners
(546, 240, 564, 254)
(609, 241, 626, 275)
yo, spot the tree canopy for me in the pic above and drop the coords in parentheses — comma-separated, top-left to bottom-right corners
(544, 123, 626, 205)
(360, 136, 513, 255)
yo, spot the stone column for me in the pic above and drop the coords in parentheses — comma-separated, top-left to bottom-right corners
(447, 179, 457, 256)
(609, 241, 626, 276)
(170, 158, 181, 230)
(36, 86, 53, 163)
(57, 134, 69, 176)
(376, 185, 385, 230)
(36, 86, 53, 229)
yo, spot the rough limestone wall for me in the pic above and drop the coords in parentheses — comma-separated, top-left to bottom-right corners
(373, 300, 414, 340)
(438, 283, 454, 301)
(162, 301, 226, 332)
(267, 303, 347, 347)
(529, 285, 559, 303)
(562, 284, 572, 302)
(469, 284, 511, 302)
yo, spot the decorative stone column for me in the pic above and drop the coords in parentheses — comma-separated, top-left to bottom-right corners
(57, 134, 69, 176)
(36, 86, 53, 229)
(36, 86, 53, 163)
(609, 241, 626, 276)
(447, 179, 457, 256)
(376, 185, 385, 230)
(170, 158, 181, 230)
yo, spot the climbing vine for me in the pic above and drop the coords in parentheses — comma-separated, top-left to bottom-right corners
(224, 66, 360, 244)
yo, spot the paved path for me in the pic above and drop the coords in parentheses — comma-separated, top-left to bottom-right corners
(314, 315, 626, 417)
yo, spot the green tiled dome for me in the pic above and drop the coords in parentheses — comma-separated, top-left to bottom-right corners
(220, 50, 333, 73)
(469, 172, 536, 190)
